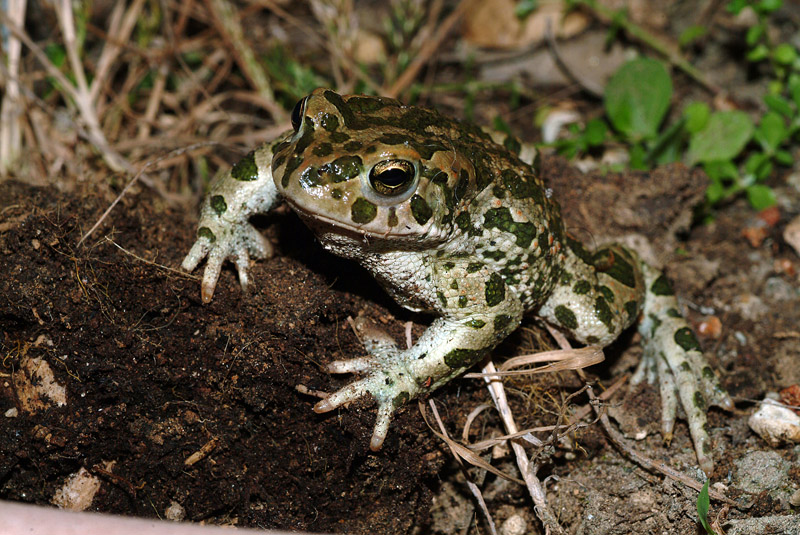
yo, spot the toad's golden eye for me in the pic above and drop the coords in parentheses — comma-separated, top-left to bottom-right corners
(291, 96, 308, 132)
(369, 160, 416, 197)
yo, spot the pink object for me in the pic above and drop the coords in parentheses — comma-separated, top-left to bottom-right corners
(0, 501, 315, 535)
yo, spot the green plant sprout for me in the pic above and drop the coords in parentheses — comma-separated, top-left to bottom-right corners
(546, 0, 800, 211)
(697, 479, 718, 535)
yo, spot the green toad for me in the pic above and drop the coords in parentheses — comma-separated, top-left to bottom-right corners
(182, 89, 732, 473)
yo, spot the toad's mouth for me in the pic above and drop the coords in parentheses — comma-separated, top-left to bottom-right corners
(283, 197, 421, 241)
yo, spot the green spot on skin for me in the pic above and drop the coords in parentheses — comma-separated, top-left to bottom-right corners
(322, 91, 355, 127)
(485, 272, 505, 307)
(503, 135, 521, 155)
(624, 300, 639, 321)
(595, 296, 614, 332)
(320, 113, 339, 131)
(320, 155, 362, 183)
(573, 280, 591, 295)
(467, 262, 483, 273)
(467, 319, 486, 329)
(331, 188, 343, 200)
(442, 262, 455, 271)
(482, 250, 506, 260)
(492, 185, 506, 199)
(702, 441, 712, 455)
(560, 271, 573, 285)
(410, 195, 432, 225)
(694, 391, 707, 411)
(566, 235, 593, 265)
(210, 195, 227, 215)
(351, 197, 377, 224)
(443, 348, 483, 369)
(342, 140, 363, 152)
(593, 249, 636, 288)
(674, 327, 701, 351)
(493, 314, 512, 333)
(450, 280, 458, 290)
(299, 166, 322, 189)
(437, 291, 447, 308)
(483, 207, 536, 249)
(330, 131, 350, 143)
(231, 151, 258, 181)
(666, 308, 681, 318)
(387, 207, 398, 227)
(197, 227, 216, 243)
(455, 211, 471, 231)
(458, 295, 468, 308)
(598, 285, 615, 303)
(702, 366, 715, 380)
(648, 313, 662, 337)
(281, 154, 303, 187)
(680, 361, 691, 372)
(586, 335, 599, 344)
(348, 95, 395, 113)
(312, 143, 333, 157)
(392, 391, 410, 409)
(554, 305, 578, 330)
(651, 274, 674, 296)
(500, 169, 536, 199)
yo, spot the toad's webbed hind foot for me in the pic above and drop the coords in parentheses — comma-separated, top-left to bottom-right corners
(635, 263, 733, 474)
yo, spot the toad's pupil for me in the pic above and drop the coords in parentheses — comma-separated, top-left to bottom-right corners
(376, 168, 409, 188)
(369, 160, 415, 196)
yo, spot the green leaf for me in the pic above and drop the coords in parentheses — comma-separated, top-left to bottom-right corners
(746, 24, 764, 47)
(726, 0, 747, 14)
(684, 101, 710, 133)
(703, 160, 739, 182)
(776, 149, 793, 165)
(744, 152, 769, 174)
(696, 479, 716, 535)
(584, 118, 607, 146)
(747, 184, 777, 210)
(757, 0, 783, 14)
(773, 43, 797, 65)
(706, 176, 726, 204)
(604, 58, 673, 141)
(747, 44, 769, 62)
(629, 143, 648, 170)
(756, 111, 788, 151)
(678, 25, 707, 47)
(764, 94, 793, 117)
(788, 74, 800, 108)
(687, 111, 754, 165)
(514, 0, 538, 18)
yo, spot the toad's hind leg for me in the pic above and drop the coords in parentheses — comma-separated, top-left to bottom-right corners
(539, 241, 732, 473)
(635, 262, 733, 474)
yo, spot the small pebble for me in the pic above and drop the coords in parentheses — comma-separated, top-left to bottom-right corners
(5, 407, 18, 418)
(499, 514, 527, 535)
(165, 501, 186, 521)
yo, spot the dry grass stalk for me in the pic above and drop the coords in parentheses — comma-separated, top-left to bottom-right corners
(0, 0, 27, 174)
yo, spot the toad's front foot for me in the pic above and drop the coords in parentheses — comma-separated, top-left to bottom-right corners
(314, 317, 422, 450)
(181, 220, 273, 303)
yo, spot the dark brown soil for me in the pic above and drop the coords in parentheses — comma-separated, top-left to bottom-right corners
(1, 156, 798, 534)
